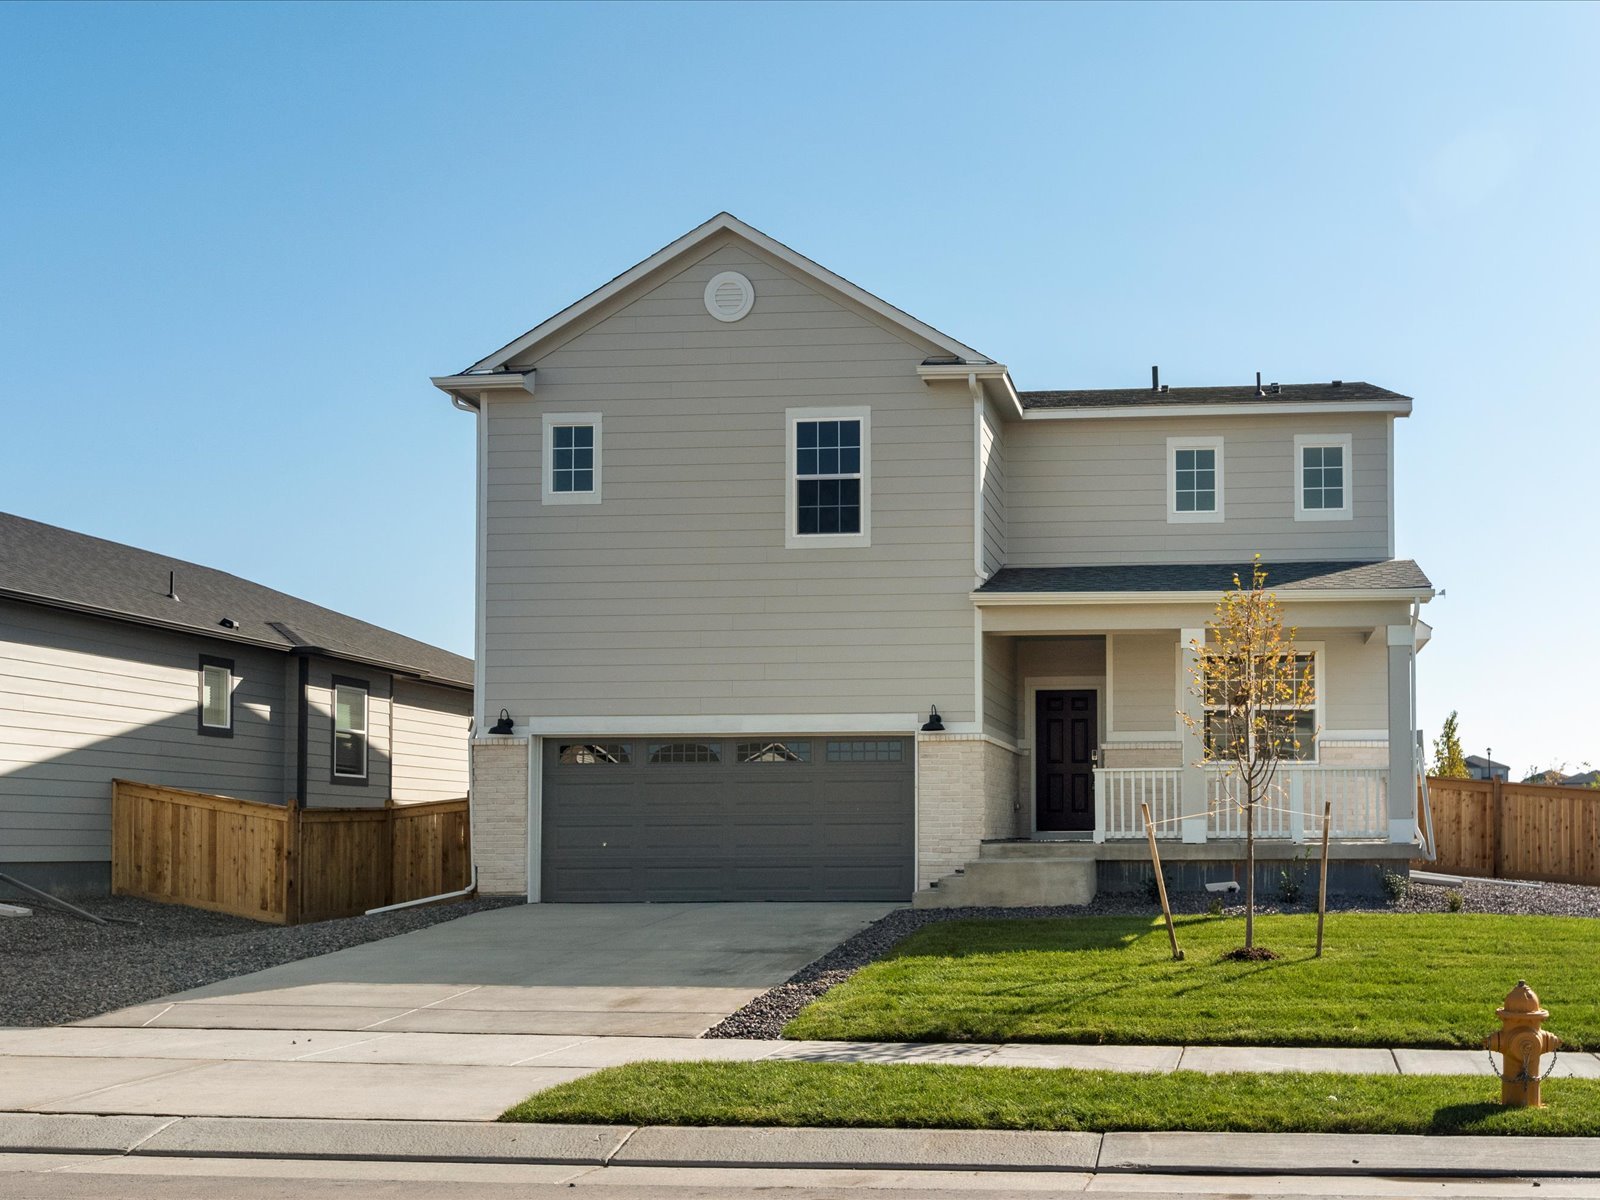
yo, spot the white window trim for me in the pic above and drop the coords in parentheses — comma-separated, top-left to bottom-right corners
(1166, 436, 1224, 523)
(199, 663, 232, 730)
(784, 405, 871, 550)
(1294, 432, 1353, 522)
(541, 411, 603, 506)
(1197, 641, 1325, 764)
(332, 682, 369, 779)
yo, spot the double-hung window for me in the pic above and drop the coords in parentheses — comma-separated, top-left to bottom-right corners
(1167, 436, 1224, 522)
(197, 656, 233, 737)
(1294, 433, 1352, 520)
(1202, 650, 1318, 763)
(542, 412, 602, 505)
(332, 676, 369, 783)
(786, 406, 870, 548)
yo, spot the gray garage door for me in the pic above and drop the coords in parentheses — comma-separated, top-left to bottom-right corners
(541, 736, 913, 902)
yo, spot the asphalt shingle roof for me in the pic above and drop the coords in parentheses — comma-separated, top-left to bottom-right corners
(977, 559, 1432, 595)
(0, 512, 471, 687)
(1019, 381, 1409, 410)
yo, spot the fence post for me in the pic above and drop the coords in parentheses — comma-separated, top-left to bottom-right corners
(1490, 776, 1504, 879)
(283, 801, 301, 926)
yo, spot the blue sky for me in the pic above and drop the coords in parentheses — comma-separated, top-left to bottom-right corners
(3, 2, 1595, 776)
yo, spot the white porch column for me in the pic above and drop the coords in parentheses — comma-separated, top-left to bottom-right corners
(1386, 624, 1417, 843)
(1179, 627, 1208, 843)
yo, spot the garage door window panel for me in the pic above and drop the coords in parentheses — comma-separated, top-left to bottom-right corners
(559, 742, 631, 765)
(826, 739, 904, 763)
(647, 741, 721, 764)
(737, 740, 811, 763)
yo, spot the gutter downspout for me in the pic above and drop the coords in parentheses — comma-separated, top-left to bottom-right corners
(365, 866, 478, 916)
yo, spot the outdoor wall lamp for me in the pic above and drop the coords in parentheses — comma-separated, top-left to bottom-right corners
(920, 705, 945, 732)
(489, 708, 515, 735)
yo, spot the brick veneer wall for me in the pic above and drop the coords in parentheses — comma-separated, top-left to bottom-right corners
(916, 734, 1021, 889)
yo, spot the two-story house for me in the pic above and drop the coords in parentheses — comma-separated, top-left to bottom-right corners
(434, 213, 1433, 905)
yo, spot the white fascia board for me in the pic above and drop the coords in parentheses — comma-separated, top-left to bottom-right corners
(431, 372, 536, 401)
(971, 588, 1436, 606)
(1021, 400, 1413, 421)
(522, 714, 920, 736)
(918, 363, 1026, 420)
(469, 213, 989, 372)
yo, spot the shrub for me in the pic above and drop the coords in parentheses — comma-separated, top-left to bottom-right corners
(1278, 856, 1308, 906)
(1381, 870, 1411, 902)
(1207, 897, 1224, 917)
(1446, 890, 1464, 912)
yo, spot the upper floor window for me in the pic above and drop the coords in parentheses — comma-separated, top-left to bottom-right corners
(332, 676, 369, 783)
(785, 406, 871, 549)
(542, 412, 602, 505)
(198, 656, 233, 737)
(1295, 433, 1353, 521)
(1167, 436, 1224, 523)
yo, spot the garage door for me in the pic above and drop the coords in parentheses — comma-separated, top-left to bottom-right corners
(541, 736, 913, 902)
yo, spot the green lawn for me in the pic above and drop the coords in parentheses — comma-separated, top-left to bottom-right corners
(782, 913, 1600, 1048)
(504, 1061, 1600, 1136)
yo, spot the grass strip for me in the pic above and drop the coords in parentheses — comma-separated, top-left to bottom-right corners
(783, 913, 1600, 1048)
(504, 1060, 1600, 1136)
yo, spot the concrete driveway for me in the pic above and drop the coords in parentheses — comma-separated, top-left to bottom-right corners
(76, 902, 889, 1038)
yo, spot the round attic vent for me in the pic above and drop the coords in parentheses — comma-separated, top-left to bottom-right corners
(704, 271, 755, 322)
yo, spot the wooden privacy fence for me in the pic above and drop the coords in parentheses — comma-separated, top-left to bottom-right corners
(111, 780, 472, 924)
(1421, 776, 1600, 885)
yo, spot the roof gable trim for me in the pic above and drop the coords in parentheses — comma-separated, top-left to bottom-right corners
(467, 213, 988, 371)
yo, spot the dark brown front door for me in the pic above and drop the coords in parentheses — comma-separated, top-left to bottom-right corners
(1035, 689, 1097, 833)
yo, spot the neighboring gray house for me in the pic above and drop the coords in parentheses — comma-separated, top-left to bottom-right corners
(434, 213, 1435, 905)
(0, 513, 473, 894)
(1465, 755, 1510, 782)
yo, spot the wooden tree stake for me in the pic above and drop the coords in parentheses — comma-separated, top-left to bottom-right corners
(1315, 799, 1332, 958)
(1142, 801, 1184, 961)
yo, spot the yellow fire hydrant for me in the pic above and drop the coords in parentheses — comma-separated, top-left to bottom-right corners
(1485, 980, 1562, 1108)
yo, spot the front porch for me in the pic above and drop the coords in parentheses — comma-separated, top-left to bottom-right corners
(914, 578, 1432, 904)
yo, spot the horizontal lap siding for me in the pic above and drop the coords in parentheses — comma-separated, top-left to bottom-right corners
(1007, 414, 1391, 564)
(980, 401, 1006, 575)
(982, 634, 1018, 742)
(484, 238, 977, 723)
(1110, 634, 1179, 734)
(0, 600, 286, 862)
(390, 680, 471, 803)
(300, 658, 391, 809)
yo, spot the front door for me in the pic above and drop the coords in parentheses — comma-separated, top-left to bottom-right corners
(1035, 689, 1097, 834)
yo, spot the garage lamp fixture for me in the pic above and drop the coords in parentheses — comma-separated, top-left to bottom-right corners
(920, 705, 945, 732)
(489, 709, 515, 735)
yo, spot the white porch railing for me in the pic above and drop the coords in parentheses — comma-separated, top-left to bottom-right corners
(1094, 765, 1388, 842)
(1094, 768, 1183, 840)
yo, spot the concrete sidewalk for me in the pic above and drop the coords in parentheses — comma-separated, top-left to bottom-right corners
(4, 1114, 1600, 1179)
(2, 1026, 1598, 1121)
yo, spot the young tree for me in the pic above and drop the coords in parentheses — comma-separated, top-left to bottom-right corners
(1430, 712, 1470, 779)
(1183, 556, 1316, 958)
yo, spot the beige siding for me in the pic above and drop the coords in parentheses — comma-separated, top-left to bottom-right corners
(300, 658, 391, 809)
(1110, 633, 1180, 734)
(0, 600, 286, 863)
(483, 236, 977, 724)
(391, 680, 471, 803)
(980, 400, 1006, 574)
(1006, 412, 1391, 565)
(1304, 627, 1390, 733)
(981, 634, 1017, 741)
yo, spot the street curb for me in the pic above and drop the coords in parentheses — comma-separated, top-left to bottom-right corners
(5, 1114, 1600, 1177)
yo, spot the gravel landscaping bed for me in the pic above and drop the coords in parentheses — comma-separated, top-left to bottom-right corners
(0, 893, 520, 1027)
(704, 876, 1600, 1039)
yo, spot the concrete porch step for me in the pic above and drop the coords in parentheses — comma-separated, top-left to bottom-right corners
(913, 858, 1096, 909)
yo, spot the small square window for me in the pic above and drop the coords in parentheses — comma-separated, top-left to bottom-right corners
(1295, 435, 1352, 520)
(543, 413, 602, 505)
(1168, 439, 1222, 521)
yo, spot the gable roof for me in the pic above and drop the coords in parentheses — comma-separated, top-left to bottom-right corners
(1020, 381, 1410, 411)
(0, 513, 471, 688)
(460, 212, 991, 373)
(976, 559, 1432, 596)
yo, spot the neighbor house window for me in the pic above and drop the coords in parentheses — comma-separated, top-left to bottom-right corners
(1167, 436, 1224, 523)
(1294, 433, 1353, 521)
(332, 677, 369, 782)
(198, 656, 233, 737)
(541, 411, 602, 505)
(786, 406, 871, 548)
(1202, 651, 1317, 763)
